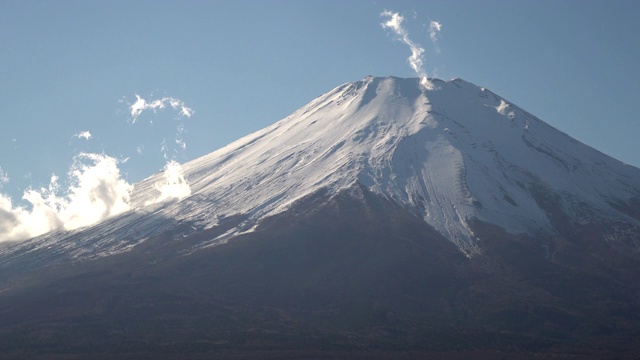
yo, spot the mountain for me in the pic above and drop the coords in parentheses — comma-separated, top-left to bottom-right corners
(1, 76, 640, 359)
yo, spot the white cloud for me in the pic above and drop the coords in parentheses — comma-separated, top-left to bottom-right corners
(428, 20, 442, 54)
(129, 95, 150, 123)
(429, 20, 442, 43)
(0, 166, 8, 187)
(381, 10, 440, 90)
(74, 131, 92, 140)
(0, 153, 133, 242)
(127, 94, 193, 161)
(176, 138, 186, 151)
(160, 139, 169, 159)
(180, 107, 194, 117)
(129, 95, 193, 123)
(145, 160, 191, 205)
(175, 123, 186, 152)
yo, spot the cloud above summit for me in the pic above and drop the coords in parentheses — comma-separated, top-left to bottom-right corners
(381, 10, 430, 90)
(380, 10, 442, 90)
(429, 21, 442, 43)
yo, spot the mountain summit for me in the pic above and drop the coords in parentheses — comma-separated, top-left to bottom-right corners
(2, 76, 640, 358)
(130, 75, 640, 254)
(4, 75, 640, 265)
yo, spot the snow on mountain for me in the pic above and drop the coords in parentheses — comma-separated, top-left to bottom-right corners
(3, 76, 640, 262)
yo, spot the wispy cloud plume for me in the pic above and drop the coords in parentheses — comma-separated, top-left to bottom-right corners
(380, 10, 441, 90)
(127, 94, 193, 160)
(428, 20, 442, 54)
(126, 94, 194, 205)
(0, 166, 9, 187)
(381, 10, 430, 90)
(129, 95, 193, 123)
(428, 20, 442, 43)
(175, 123, 186, 152)
(74, 131, 92, 140)
(0, 154, 132, 242)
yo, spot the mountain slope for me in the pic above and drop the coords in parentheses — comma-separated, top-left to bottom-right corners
(131, 75, 640, 253)
(3, 76, 640, 267)
(1, 184, 640, 359)
(1, 76, 640, 358)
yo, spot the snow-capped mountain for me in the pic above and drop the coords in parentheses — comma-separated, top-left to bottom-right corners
(135, 76, 640, 251)
(136, 75, 640, 251)
(3, 76, 640, 265)
(3, 76, 640, 358)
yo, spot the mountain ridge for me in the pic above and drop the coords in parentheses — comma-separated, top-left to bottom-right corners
(2, 76, 640, 358)
(3, 76, 640, 262)
(130, 75, 640, 254)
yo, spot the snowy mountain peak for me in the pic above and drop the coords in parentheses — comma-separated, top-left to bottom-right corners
(5, 76, 640, 261)
(4, 76, 640, 358)
(127, 76, 640, 254)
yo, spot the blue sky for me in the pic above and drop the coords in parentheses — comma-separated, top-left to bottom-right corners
(1, 0, 639, 209)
